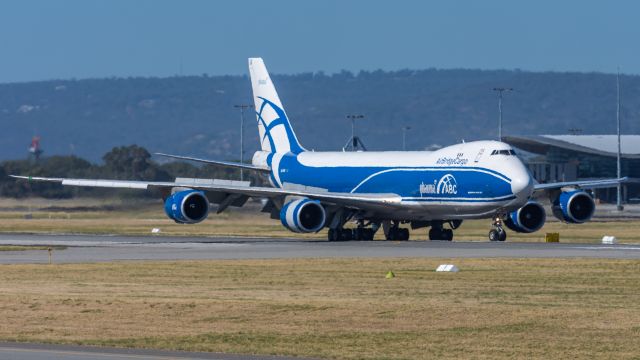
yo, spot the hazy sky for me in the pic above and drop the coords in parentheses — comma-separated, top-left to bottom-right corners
(1, 0, 638, 83)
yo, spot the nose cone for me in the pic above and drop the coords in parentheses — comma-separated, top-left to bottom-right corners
(511, 171, 534, 203)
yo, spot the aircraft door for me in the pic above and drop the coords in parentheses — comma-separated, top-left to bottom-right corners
(474, 148, 485, 163)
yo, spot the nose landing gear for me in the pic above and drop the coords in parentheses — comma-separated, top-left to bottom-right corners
(488, 215, 507, 241)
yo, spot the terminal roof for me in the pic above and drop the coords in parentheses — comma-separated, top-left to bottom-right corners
(503, 135, 640, 159)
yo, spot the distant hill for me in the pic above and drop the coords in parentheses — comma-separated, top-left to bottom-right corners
(1, 69, 638, 162)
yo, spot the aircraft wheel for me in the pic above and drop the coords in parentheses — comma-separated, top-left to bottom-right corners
(385, 228, 396, 240)
(489, 228, 506, 242)
(385, 227, 405, 240)
(362, 228, 375, 241)
(340, 228, 354, 241)
(430, 228, 453, 241)
(354, 227, 374, 241)
(499, 228, 507, 241)
(328, 229, 340, 241)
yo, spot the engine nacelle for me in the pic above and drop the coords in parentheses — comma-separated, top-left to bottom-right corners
(280, 198, 326, 233)
(504, 201, 546, 233)
(552, 190, 595, 224)
(164, 189, 210, 224)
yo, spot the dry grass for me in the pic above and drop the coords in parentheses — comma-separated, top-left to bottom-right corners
(1, 258, 639, 359)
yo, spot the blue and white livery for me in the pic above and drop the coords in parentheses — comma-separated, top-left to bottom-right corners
(12, 58, 626, 241)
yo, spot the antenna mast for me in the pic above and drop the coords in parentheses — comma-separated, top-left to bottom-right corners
(616, 69, 623, 211)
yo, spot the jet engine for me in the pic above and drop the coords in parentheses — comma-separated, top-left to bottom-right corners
(552, 190, 595, 224)
(504, 201, 546, 233)
(164, 189, 210, 224)
(280, 198, 326, 233)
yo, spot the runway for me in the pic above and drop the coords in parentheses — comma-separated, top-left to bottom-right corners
(1, 233, 640, 264)
(0, 342, 306, 360)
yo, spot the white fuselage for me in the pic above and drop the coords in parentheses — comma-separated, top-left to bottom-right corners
(254, 140, 534, 221)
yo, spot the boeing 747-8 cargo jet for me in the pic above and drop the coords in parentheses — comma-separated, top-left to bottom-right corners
(13, 58, 624, 241)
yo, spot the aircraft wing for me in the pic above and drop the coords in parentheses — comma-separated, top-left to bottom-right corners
(155, 153, 270, 173)
(533, 177, 628, 192)
(10, 175, 402, 211)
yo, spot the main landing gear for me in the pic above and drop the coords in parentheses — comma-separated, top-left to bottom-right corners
(428, 221, 454, 241)
(488, 215, 507, 241)
(328, 220, 377, 241)
(383, 221, 410, 241)
(403, 220, 460, 241)
(327, 228, 351, 241)
(429, 227, 453, 241)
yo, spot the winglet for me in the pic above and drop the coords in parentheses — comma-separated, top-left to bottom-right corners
(10, 175, 64, 183)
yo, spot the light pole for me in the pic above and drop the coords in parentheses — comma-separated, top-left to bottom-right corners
(402, 126, 411, 151)
(343, 114, 366, 151)
(234, 104, 254, 182)
(616, 69, 623, 211)
(492, 87, 513, 141)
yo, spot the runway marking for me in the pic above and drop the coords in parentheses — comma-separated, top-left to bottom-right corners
(571, 246, 640, 251)
(0, 240, 248, 248)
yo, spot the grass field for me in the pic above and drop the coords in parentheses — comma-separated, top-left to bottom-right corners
(1, 258, 639, 359)
(2, 198, 639, 358)
(0, 197, 638, 243)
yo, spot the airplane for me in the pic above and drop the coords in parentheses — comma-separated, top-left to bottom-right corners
(12, 58, 626, 242)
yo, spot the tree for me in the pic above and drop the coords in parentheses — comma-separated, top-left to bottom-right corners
(102, 145, 170, 181)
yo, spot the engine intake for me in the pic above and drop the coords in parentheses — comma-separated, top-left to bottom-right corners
(552, 190, 595, 224)
(164, 189, 210, 224)
(280, 198, 326, 233)
(504, 201, 546, 233)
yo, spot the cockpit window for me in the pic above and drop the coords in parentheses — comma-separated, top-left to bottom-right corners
(490, 149, 516, 156)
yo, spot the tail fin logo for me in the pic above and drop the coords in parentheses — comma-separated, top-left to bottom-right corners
(255, 97, 304, 154)
(249, 58, 304, 154)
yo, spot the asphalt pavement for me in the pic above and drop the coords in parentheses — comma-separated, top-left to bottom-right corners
(0, 342, 308, 360)
(1, 233, 640, 264)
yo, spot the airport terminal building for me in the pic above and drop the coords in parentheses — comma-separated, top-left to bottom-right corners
(504, 135, 640, 203)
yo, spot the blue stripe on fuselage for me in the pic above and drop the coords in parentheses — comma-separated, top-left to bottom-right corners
(273, 153, 514, 201)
